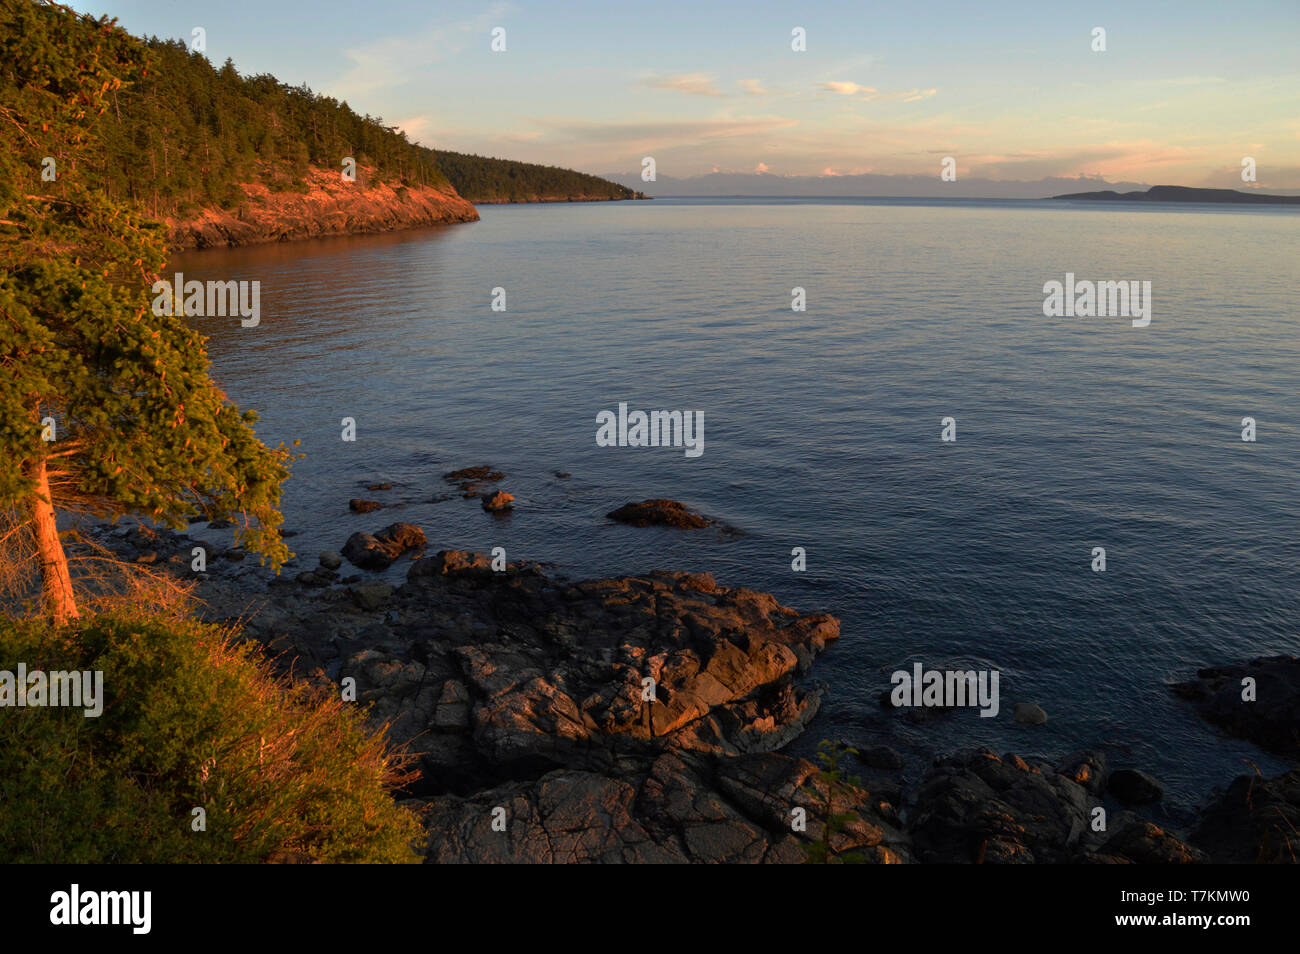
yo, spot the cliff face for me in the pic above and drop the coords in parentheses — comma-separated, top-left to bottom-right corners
(165, 165, 479, 251)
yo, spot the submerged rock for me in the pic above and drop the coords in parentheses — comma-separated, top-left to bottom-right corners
(349, 498, 383, 513)
(1014, 702, 1048, 725)
(443, 465, 505, 499)
(481, 490, 514, 512)
(607, 499, 711, 529)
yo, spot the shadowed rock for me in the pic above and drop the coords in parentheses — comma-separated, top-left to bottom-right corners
(1192, 769, 1300, 864)
(607, 499, 711, 529)
(1108, 768, 1164, 806)
(910, 749, 1196, 864)
(420, 751, 909, 864)
(1172, 656, 1300, 756)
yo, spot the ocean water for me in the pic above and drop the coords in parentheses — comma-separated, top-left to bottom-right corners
(173, 197, 1300, 821)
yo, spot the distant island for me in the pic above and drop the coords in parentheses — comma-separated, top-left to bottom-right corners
(1052, 185, 1300, 205)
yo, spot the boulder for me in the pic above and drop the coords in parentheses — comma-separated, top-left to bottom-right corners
(349, 499, 382, 513)
(607, 499, 711, 529)
(855, 745, 905, 770)
(1014, 702, 1048, 725)
(350, 581, 394, 611)
(1055, 750, 1107, 796)
(481, 490, 514, 512)
(1107, 768, 1163, 805)
(341, 522, 426, 569)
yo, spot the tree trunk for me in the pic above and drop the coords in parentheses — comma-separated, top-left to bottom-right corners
(24, 457, 78, 625)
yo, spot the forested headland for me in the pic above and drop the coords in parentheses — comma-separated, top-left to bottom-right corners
(436, 150, 645, 203)
(2, 7, 638, 237)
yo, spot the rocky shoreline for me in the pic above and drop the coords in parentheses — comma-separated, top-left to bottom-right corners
(165, 165, 479, 251)
(79, 502, 1298, 864)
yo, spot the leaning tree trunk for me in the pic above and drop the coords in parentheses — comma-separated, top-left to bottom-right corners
(24, 457, 78, 624)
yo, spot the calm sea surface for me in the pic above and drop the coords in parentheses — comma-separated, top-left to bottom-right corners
(174, 197, 1300, 819)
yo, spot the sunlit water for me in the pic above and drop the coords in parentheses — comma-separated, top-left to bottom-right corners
(173, 197, 1300, 821)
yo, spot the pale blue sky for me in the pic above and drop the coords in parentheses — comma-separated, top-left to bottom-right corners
(75, 1, 1300, 186)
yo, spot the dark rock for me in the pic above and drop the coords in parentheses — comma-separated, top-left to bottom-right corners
(1108, 768, 1164, 805)
(366, 483, 393, 491)
(341, 522, 427, 569)
(349, 498, 383, 514)
(1098, 821, 1204, 864)
(319, 550, 342, 570)
(1192, 769, 1300, 864)
(856, 745, 905, 770)
(554, 471, 571, 479)
(208, 518, 234, 530)
(910, 749, 1098, 863)
(1172, 656, 1300, 755)
(444, 465, 505, 498)
(1014, 702, 1048, 725)
(481, 490, 514, 512)
(350, 581, 394, 611)
(607, 499, 711, 529)
(407, 550, 495, 582)
(1055, 750, 1107, 796)
(420, 751, 908, 864)
(443, 465, 504, 483)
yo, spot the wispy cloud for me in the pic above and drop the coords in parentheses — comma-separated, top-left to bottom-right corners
(533, 115, 799, 147)
(822, 81, 877, 97)
(330, 4, 512, 98)
(737, 78, 767, 96)
(821, 81, 937, 102)
(642, 73, 723, 96)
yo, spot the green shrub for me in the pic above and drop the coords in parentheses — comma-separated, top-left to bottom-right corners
(0, 614, 421, 863)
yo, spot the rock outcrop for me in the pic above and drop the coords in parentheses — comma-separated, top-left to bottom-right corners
(74, 520, 1275, 864)
(909, 749, 1201, 863)
(165, 165, 479, 251)
(1172, 655, 1300, 756)
(1192, 769, 1300, 863)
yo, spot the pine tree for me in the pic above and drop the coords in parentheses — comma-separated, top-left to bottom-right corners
(0, 0, 293, 623)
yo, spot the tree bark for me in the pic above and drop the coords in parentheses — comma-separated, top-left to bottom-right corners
(24, 457, 78, 624)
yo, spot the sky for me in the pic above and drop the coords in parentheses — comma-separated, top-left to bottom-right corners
(75, 0, 1300, 188)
